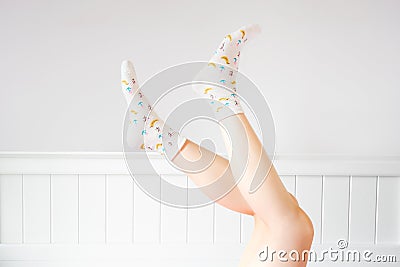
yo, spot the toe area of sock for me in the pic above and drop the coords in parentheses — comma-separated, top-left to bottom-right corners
(240, 24, 262, 39)
(121, 60, 136, 77)
(120, 59, 139, 103)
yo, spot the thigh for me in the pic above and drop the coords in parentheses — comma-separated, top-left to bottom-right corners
(174, 139, 254, 215)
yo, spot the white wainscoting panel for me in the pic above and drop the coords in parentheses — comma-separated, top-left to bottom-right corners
(0, 174, 23, 243)
(23, 174, 51, 243)
(51, 174, 78, 243)
(322, 175, 350, 244)
(106, 174, 133, 243)
(133, 174, 160, 243)
(0, 153, 399, 267)
(349, 176, 377, 244)
(376, 176, 400, 244)
(78, 174, 106, 243)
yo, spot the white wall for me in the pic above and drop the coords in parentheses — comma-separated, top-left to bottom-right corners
(1, 0, 400, 156)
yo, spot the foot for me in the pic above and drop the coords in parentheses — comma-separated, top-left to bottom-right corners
(193, 24, 261, 120)
(121, 60, 185, 156)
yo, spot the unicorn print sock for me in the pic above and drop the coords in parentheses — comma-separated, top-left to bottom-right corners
(209, 24, 261, 70)
(193, 24, 261, 120)
(121, 60, 186, 157)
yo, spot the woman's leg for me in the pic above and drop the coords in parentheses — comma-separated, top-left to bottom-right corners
(219, 113, 314, 266)
(174, 116, 314, 266)
(172, 138, 254, 215)
(174, 132, 313, 266)
(187, 22, 305, 225)
(219, 113, 303, 227)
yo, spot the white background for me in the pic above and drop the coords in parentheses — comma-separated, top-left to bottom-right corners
(1, 0, 399, 156)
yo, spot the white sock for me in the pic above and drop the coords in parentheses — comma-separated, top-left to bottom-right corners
(121, 60, 186, 157)
(193, 24, 261, 120)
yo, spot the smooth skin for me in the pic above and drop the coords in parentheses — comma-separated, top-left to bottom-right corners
(172, 113, 314, 267)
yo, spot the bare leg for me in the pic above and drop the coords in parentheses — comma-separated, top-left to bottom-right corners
(218, 113, 303, 226)
(219, 113, 314, 266)
(172, 120, 313, 266)
(172, 139, 254, 215)
(175, 112, 313, 265)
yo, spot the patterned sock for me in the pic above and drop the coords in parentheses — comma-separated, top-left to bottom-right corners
(193, 24, 261, 120)
(121, 60, 186, 157)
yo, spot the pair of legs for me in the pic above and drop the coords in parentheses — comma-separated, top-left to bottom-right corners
(121, 25, 314, 266)
(172, 113, 314, 267)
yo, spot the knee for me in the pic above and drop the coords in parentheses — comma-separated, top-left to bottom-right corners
(296, 208, 314, 244)
(279, 208, 314, 244)
(298, 209, 314, 242)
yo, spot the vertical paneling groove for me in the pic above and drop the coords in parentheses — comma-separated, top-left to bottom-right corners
(0, 176, 1, 242)
(212, 202, 216, 244)
(21, 174, 24, 244)
(239, 214, 242, 244)
(347, 176, 352, 242)
(186, 177, 189, 244)
(374, 176, 379, 245)
(49, 174, 52, 244)
(105, 174, 108, 244)
(320, 175, 325, 243)
(132, 178, 135, 244)
(77, 174, 80, 244)
(159, 175, 161, 244)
